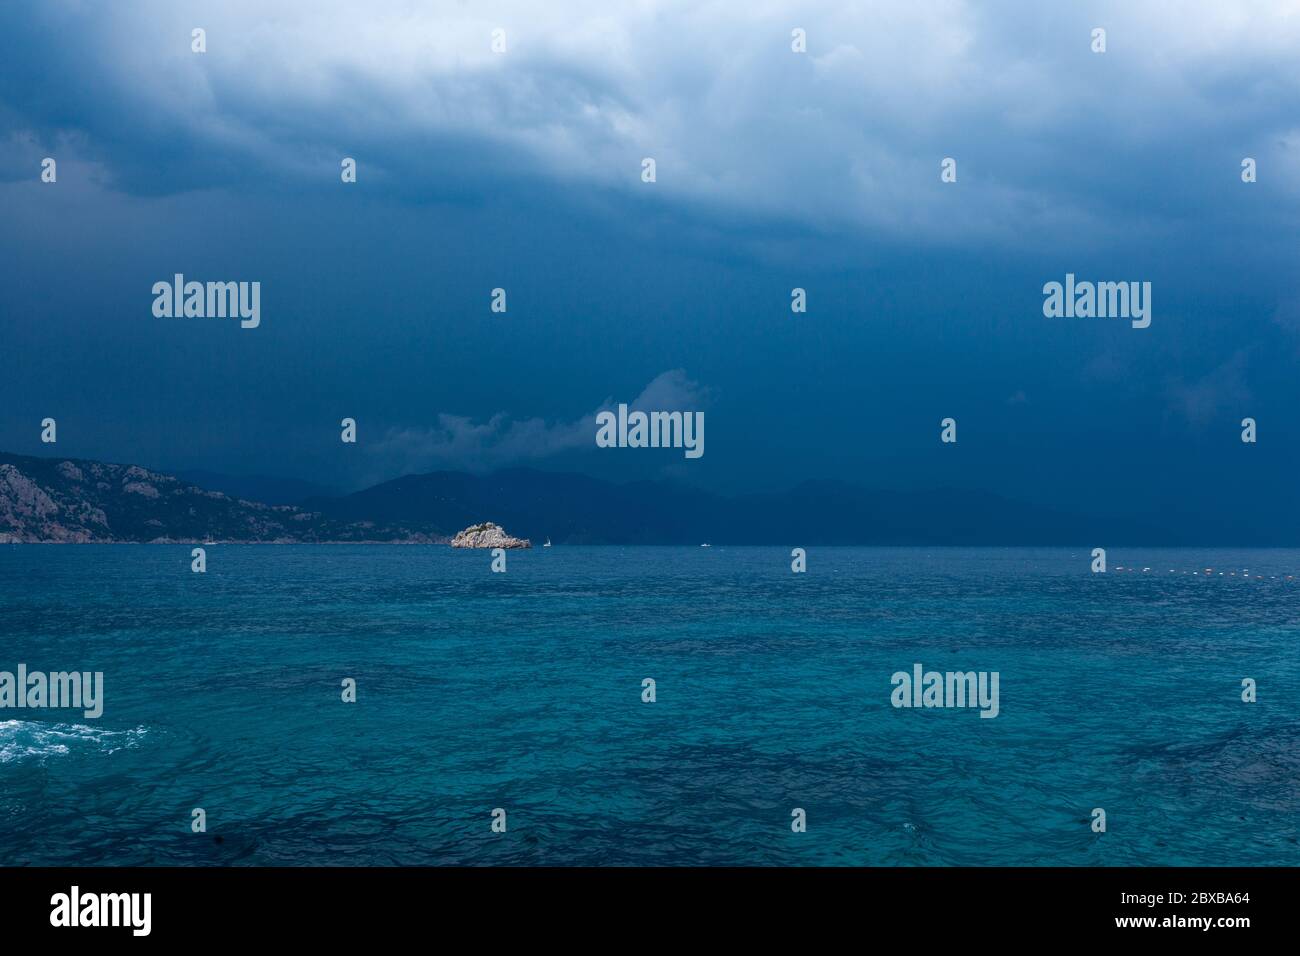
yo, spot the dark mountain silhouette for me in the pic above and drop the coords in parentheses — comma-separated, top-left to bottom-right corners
(174, 469, 339, 506)
(0, 450, 1260, 545)
(304, 467, 1155, 545)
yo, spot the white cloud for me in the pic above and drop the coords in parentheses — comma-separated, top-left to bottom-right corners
(366, 369, 710, 474)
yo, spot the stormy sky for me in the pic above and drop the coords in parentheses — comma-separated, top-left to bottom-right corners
(1, 1, 1298, 529)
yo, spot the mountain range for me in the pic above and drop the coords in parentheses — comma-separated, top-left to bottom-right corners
(0, 449, 1266, 545)
(0, 452, 431, 544)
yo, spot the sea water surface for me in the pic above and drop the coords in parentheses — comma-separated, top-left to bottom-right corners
(1, 545, 1297, 866)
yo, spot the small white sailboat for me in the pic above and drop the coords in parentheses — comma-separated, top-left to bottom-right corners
(543, 538, 552, 547)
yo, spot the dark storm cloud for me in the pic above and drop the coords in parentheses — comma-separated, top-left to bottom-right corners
(1, 1, 1298, 524)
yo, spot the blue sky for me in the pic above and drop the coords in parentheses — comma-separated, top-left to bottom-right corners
(1, 1, 1299, 526)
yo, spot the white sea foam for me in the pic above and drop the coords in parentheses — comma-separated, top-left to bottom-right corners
(0, 719, 146, 765)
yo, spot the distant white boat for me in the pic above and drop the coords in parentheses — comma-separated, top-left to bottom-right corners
(700, 543, 711, 548)
(543, 538, 552, 548)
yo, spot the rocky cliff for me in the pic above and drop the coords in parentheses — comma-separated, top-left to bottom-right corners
(0, 452, 443, 544)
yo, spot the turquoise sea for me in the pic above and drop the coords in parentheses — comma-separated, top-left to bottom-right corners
(1, 545, 1297, 866)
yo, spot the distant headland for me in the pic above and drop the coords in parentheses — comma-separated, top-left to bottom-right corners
(0, 449, 1284, 546)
